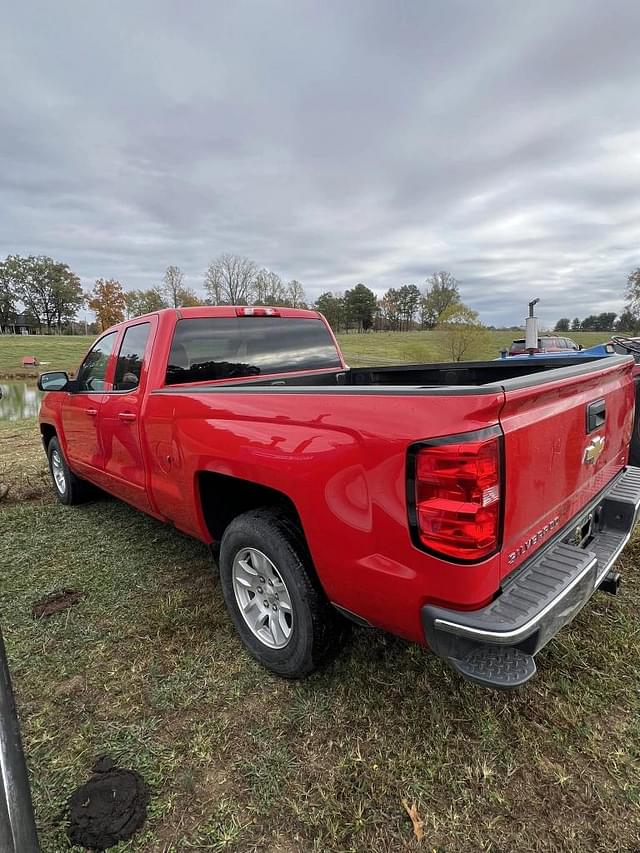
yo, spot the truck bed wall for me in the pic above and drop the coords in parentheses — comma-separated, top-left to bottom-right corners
(220, 355, 609, 390)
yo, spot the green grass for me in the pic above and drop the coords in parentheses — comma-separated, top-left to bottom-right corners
(0, 330, 612, 378)
(2, 418, 640, 851)
(0, 335, 94, 378)
(337, 331, 610, 366)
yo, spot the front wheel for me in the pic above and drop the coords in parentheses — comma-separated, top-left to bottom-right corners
(219, 508, 348, 678)
(47, 437, 87, 505)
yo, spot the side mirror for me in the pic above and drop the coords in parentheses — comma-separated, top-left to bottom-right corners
(578, 345, 584, 350)
(37, 371, 70, 392)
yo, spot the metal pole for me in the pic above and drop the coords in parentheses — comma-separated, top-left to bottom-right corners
(0, 628, 40, 852)
(525, 297, 540, 356)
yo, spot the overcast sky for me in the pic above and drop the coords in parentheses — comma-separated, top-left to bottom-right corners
(2, 1, 639, 326)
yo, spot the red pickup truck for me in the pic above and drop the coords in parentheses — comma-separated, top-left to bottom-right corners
(37, 307, 640, 689)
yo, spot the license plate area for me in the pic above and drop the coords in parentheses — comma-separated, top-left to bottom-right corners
(564, 505, 602, 550)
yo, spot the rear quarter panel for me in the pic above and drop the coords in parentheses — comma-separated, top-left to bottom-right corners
(143, 387, 504, 642)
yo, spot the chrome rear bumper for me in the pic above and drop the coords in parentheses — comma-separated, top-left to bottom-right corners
(422, 466, 640, 688)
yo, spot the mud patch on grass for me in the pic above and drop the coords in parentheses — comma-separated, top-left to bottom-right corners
(32, 588, 86, 618)
(67, 756, 149, 851)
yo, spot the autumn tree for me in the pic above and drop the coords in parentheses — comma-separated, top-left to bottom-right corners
(177, 287, 204, 307)
(88, 279, 126, 331)
(205, 254, 257, 304)
(438, 303, 490, 362)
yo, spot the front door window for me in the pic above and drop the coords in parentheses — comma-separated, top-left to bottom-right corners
(76, 332, 118, 391)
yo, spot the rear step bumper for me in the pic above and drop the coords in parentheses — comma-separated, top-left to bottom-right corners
(422, 466, 640, 690)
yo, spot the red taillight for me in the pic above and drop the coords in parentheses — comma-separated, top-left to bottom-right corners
(236, 306, 281, 317)
(412, 434, 501, 561)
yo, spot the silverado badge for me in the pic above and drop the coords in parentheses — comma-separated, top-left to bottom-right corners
(584, 435, 605, 465)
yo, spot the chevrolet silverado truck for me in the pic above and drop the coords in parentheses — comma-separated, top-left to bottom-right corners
(37, 306, 640, 689)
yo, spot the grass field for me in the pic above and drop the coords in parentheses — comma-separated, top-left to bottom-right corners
(0, 330, 611, 378)
(0, 335, 94, 378)
(2, 418, 640, 852)
(337, 330, 609, 366)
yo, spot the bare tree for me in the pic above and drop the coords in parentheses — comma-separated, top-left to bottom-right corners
(287, 279, 307, 308)
(204, 254, 257, 305)
(162, 265, 185, 308)
(253, 268, 286, 305)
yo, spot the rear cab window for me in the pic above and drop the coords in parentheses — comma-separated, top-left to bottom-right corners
(165, 316, 342, 385)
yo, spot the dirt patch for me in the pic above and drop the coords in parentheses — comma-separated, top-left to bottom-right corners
(32, 588, 86, 618)
(67, 755, 149, 851)
(55, 675, 85, 697)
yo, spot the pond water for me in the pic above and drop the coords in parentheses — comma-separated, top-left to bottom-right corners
(0, 382, 43, 421)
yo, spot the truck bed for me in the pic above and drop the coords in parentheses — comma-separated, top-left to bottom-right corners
(164, 354, 626, 392)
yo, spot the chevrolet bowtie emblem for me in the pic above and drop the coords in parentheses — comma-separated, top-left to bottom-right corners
(584, 435, 605, 465)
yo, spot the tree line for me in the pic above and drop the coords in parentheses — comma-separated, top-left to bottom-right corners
(0, 252, 480, 338)
(315, 271, 473, 333)
(0, 254, 311, 333)
(554, 313, 619, 332)
(554, 267, 640, 335)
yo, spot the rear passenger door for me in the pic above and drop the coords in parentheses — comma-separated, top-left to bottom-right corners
(100, 319, 156, 512)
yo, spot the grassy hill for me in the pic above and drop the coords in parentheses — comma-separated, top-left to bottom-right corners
(0, 329, 612, 378)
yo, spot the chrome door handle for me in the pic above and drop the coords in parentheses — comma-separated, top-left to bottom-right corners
(84, 408, 98, 416)
(118, 412, 137, 422)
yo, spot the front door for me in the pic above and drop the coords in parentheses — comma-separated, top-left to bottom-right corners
(61, 331, 118, 476)
(100, 320, 154, 512)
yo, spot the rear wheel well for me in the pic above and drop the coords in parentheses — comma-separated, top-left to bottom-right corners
(40, 423, 57, 448)
(198, 471, 306, 545)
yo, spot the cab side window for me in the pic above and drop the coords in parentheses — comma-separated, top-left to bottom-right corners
(76, 332, 118, 392)
(114, 323, 151, 391)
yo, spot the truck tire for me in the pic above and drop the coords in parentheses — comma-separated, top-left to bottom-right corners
(47, 437, 87, 505)
(219, 508, 348, 678)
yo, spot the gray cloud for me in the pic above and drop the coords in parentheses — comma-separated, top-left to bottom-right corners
(1, 0, 639, 327)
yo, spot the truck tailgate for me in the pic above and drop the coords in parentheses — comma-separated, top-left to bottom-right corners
(498, 356, 635, 580)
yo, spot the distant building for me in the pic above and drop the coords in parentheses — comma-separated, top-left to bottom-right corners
(0, 313, 39, 335)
